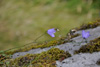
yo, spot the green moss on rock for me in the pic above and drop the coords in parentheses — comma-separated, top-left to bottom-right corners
(5, 40, 58, 55)
(96, 59, 100, 65)
(74, 37, 100, 54)
(76, 19, 100, 30)
(4, 33, 79, 55)
(2, 48, 71, 67)
(0, 53, 11, 66)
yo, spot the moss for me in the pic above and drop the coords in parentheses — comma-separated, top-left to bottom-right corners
(2, 48, 71, 67)
(4, 33, 79, 55)
(76, 19, 100, 30)
(4, 40, 58, 55)
(0, 53, 11, 66)
(1, 19, 100, 66)
(74, 37, 100, 54)
(96, 59, 100, 65)
(3, 19, 100, 60)
(70, 34, 80, 39)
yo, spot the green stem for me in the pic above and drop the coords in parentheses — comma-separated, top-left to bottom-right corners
(1, 32, 47, 53)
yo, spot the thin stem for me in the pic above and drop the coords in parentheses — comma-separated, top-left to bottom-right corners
(34, 31, 46, 42)
(84, 38, 88, 43)
(1, 31, 47, 53)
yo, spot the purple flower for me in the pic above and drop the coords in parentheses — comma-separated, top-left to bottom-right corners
(47, 28, 56, 37)
(82, 30, 90, 39)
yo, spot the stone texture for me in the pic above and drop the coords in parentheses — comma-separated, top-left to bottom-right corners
(12, 26, 100, 67)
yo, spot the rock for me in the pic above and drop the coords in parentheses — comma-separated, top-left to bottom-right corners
(12, 26, 100, 58)
(56, 52, 100, 67)
(11, 26, 100, 67)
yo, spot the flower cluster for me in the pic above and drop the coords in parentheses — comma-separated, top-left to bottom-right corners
(47, 28, 90, 39)
(47, 28, 91, 45)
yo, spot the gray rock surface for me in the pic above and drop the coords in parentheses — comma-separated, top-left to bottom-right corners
(12, 26, 100, 58)
(12, 26, 100, 67)
(56, 52, 100, 67)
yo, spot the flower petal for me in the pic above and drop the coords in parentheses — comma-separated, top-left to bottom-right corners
(82, 30, 90, 39)
(82, 30, 86, 38)
(47, 28, 56, 37)
(50, 33, 55, 37)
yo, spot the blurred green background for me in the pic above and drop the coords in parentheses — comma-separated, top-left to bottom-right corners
(0, 0, 99, 50)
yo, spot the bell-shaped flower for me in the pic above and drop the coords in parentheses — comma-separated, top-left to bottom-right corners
(47, 28, 57, 37)
(82, 30, 90, 39)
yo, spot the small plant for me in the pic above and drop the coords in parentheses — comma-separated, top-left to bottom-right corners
(47, 28, 59, 37)
(81, 30, 90, 43)
(71, 30, 90, 45)
(74, 37, 100, 54)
